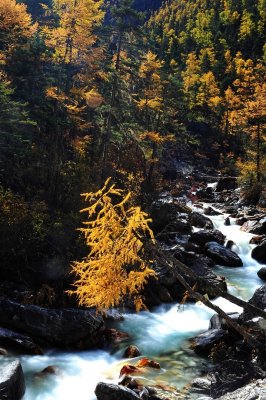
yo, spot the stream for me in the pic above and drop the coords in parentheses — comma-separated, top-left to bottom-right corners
(3, 201, 265, 399)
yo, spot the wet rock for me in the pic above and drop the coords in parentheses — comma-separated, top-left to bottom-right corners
(249, 235, 266, 245)
(123, 345, 141, 358)
(190, 329, 228, 356)
(209, 313, 240, 330)
(189, 212, 214, 229)
(205, 242, 243, 267)
(251, 241, 266, 263)
(0, 299, 103, 347)
(0, 348, 8, 356)
(35, 365, 60, 378)
(235, 217, 247, 226)
(191, 377, 211, 394)
(224, 217, 230, 226)
(241, 218, 266, 235)
(257, 268, 266, 281)
(0, 360, 25, 400)
(95, 382, 141, 400)
(100, 329, 130, 349)
(216, 177, 237, 192)
(150, 203, 191, 235)
(203, 206, 221, 216)
(174, 250, 227, 297)
(189, 230, 225, 246)
(241, 284, 266, 321)
(0, 327, 43, 355)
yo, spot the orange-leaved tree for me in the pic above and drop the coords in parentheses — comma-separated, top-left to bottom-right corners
(68, 178, 156, 312)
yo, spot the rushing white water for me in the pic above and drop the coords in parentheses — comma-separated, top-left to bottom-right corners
(2, 198, 265, 399)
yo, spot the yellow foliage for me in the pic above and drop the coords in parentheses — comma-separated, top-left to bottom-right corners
(68, 178, 156, 312)
(84, 89, 103, 108)
(43, 0, 104, 63)
(139, 131, 175, 144)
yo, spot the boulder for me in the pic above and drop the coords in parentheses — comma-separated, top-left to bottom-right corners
(241, 284, 266, 322)
(190, 329, 228, 356)
(257, 268, 266, 281)
(0, 299, 103, 347)
(224, 217, 230, 226)
(205, 242, 243, 267)
(249, 235, 265, 245)
(174, 250, 227, 297)
(0, 360, 25, 400)
(189, 212, 214, 229)
(241, 218, 266, 235)
(251, 241, 266, 263)
(150, 202, 191, 235)
(0, 327, 43, 355)
(209, 313, 240, 330)
(203, 206, 221, 216)
(189, 229, 225, 246)
(215, 378, 266, 400)
(215, 177, 237, 192)
(95, 382, 141, 400)
(123, 345, 141, 358)
(235, 217, 247, 226)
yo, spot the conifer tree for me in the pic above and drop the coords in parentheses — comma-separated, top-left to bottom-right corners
(68, 178, 156, 312)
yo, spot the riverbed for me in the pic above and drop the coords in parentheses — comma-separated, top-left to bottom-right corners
(3, 201, 265, 399)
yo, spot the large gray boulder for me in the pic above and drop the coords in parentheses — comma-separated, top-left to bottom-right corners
(205, 242, 243, 267)
(0, 299, 103, 347)
(251, 240, 266, 263)
(0, 327, 43, 355)
(0, 360, 25, 400)
(241, 217, 266, 235)
(190, 329, 228, 356)
(189, 229, 225, 246)
(95, 382, 141, 400)
(189, 212, 214, 229)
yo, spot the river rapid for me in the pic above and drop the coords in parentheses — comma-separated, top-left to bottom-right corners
(6, 201, 266, 399)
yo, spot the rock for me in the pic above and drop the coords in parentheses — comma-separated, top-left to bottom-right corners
(191, 378, 211, 394)
(251, 241, 266, 263)
(203, 206, 221, 216)
(190, 329, 228, 356)
(257, 268, 266, 281)
(241, 218, 266, 235)
(0, 360, 25, 400)
(249, 235, 266, 245)
(0, 327, 43, 355)
(35, 365, 60, 378)
(150, 203, 176, 234)
(208, 313, 241, 339)
(95, 382, 141, 400)
(235, 217, 247, 226)
(0, 348, 8, 356)
(242, 284, 266, 320)
(216, 177, 237, 192)
(189, 230, 225, 246)
(205, 242, 243, 267)
(174, 250, 227, 297)
(224, 217, 230, 226)
(189, 212, 214, 229)
(215, 378, 266, 400)
(0, 299, 103, 347)
(123, 345, 141, 358)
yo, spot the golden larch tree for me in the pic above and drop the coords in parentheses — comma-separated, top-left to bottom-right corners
(68, 178, 156, 312)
